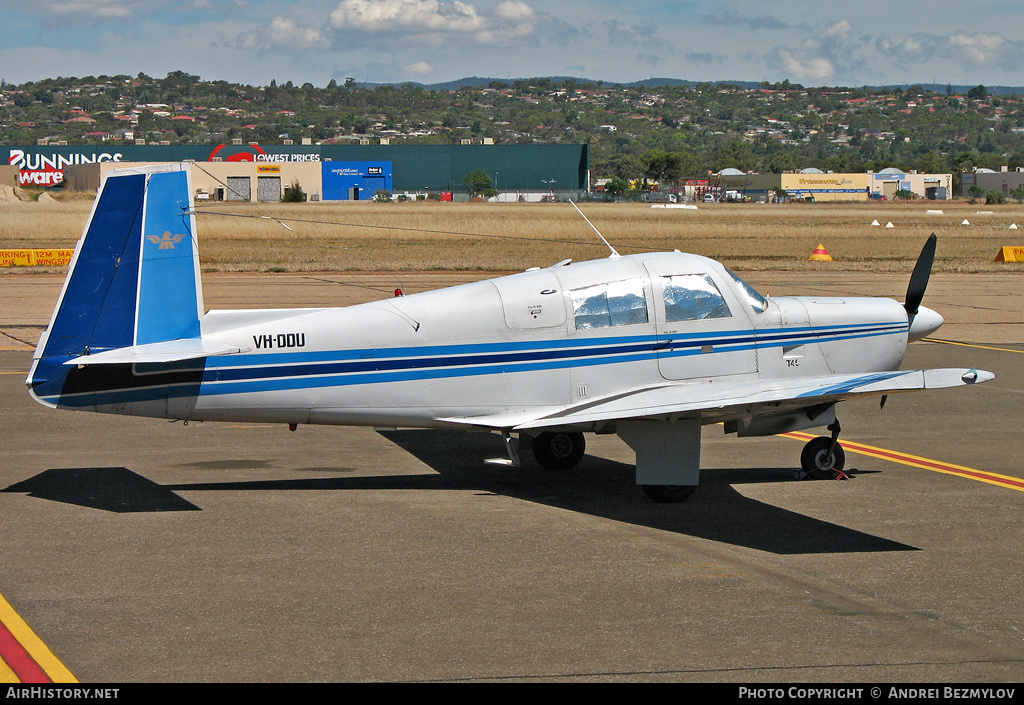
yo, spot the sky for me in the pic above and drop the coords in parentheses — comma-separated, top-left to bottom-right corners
(1, 0, 1023, 89)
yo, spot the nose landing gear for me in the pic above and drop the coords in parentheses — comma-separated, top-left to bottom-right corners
(796, 421, 849, 480)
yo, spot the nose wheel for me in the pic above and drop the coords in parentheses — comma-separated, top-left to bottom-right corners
(796, 421, 848, 480)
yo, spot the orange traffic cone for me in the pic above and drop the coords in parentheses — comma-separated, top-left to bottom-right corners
(809, 244, 833, 261)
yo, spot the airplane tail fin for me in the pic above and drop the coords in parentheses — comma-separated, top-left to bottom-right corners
(28, 163, 204, 404)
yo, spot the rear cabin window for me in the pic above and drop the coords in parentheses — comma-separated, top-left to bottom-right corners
(571, 279, 649, 330)
(662, 274, 732, 322)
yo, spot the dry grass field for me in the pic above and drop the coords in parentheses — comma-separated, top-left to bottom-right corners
(2, 195, 1023, 274)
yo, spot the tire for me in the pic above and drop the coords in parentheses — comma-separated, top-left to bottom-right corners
(641, 485, 696, 503)
(532, 431, 586, 470)
(800, 436, 846, 474)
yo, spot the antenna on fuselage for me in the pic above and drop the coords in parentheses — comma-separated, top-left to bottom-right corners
(569, 200, 619, 258)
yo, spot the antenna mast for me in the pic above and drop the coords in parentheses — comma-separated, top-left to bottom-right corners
(569, 200, 619, 258)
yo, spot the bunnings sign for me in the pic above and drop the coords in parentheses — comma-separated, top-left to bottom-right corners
(6, 145, 323, 186)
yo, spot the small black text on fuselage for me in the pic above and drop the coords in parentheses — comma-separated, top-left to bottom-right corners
(253, 333, 306, 350)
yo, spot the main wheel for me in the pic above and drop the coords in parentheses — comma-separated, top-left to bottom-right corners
(641, 485, 696, 503)
(532, 431, 586, 470)
(800, 436, 846, 474)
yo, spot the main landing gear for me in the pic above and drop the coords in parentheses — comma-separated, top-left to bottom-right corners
(641, 485, 696, 503)
(531, 431, 586, 470)
(531, 428, 699, 504)
(797, 421, 849, 480)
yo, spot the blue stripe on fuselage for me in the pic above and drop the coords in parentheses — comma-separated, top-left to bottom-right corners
(196, 321, 906, 396)
(38, 321, 907, 405)
(206, 321, 903, 385)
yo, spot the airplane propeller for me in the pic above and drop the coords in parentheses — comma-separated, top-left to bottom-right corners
(904, 233, 944, 342)
(904, 233, 937, 316)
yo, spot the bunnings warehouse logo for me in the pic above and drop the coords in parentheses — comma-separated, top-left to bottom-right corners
(8, 149, 124, 169)
(18, 170, 64, 187)
(10, 149, 124, 187)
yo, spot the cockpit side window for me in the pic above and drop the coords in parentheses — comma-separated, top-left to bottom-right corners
(571, 278, 649, 330)
(661, 274, 732, 322)
(723, 266, 769, 314)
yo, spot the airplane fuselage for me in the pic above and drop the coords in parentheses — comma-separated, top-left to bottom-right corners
(32, 252, 914, 432)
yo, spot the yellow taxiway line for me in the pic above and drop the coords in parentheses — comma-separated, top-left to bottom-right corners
(922, 338, 1024, 354)
(0, 592, 76, 683)
(781, 431, 1024, 493)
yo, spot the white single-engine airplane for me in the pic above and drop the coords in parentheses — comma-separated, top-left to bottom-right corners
(28, 164, 993, 502)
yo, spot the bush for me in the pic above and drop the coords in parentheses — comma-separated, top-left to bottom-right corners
(985, 190, 1008, 205)
(282, 181, 306, 202)
(604, 177, 629, 195)
(373, 188, 393, 202)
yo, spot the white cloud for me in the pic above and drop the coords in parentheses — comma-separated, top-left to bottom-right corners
(824, 20, 852, 39)
(405, 61, 434, 76)
(603, 20, 669, 52)
(877, 31, 1024, 71)
(329, 0, 488, 33)
(773, 49, 834, 80)
(0, 0, 227, 24)
(325, 0, 547, 46)
(700, 8, 790, 31)
(266, 17, 328, 50)
(36, 0, 139, 20)
(239, 16, 328, 51)
(949, 33, 1000, 63)
(495, 1, 535, 22)
(947, 32, 1024, 68)
(765, 20, 868, 81)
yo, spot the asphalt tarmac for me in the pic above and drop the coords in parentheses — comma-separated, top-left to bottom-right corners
(1, 271, 1023, 683)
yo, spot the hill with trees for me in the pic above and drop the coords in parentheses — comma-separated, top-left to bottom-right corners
(3, 72, 1023, 187)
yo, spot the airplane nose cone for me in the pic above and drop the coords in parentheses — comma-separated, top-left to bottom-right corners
(908, 305, 943, 342)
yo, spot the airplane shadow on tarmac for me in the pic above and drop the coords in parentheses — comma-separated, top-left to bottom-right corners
(4, 466, 202, 513)
(3, 429, 916, 555)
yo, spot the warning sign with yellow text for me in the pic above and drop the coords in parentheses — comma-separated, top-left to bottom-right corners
(0, 249, 75, 267)
(994, 246, 1024, 262)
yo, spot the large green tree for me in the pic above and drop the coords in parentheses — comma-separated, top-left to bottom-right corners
(464, 170, 498, 198)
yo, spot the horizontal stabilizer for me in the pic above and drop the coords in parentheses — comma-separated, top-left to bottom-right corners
(64, 339, 243, 366)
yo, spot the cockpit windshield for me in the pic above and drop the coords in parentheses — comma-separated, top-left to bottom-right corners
(724, 267, 768, 313)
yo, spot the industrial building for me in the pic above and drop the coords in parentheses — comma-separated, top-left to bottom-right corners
(2, 143, 590, 202)
(961, 167, 1024, 197)
(717, 168, 952, 202)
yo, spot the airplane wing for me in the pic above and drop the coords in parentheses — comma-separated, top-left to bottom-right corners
(436, 367, 993, 432)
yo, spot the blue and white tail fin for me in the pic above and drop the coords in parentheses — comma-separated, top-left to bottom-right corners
(28, 163, 232, 408)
